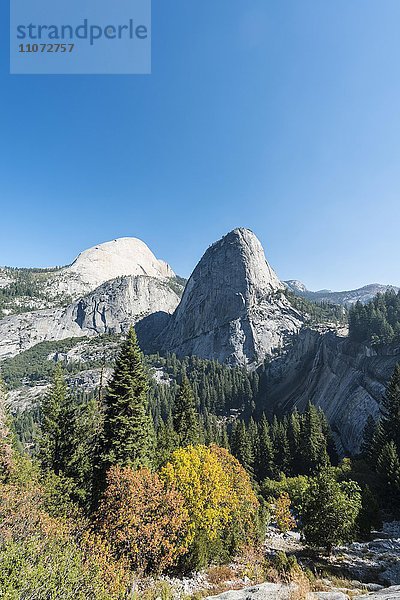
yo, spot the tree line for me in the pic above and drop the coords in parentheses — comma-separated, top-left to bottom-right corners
(349, 289, 400, 345)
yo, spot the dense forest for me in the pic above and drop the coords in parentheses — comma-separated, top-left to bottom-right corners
(1, 327, 398, 597)
(349, 289, 400, 345)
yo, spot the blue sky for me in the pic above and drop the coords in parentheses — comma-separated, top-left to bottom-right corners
(1, 0, 400, 291)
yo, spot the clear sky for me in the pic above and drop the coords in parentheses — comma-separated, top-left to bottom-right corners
(1, 0, 400, 291)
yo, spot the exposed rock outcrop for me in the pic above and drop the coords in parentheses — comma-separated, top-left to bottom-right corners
(0, 237, 176, 316)
(62, 237, 175, 294)
(160, 228, 304, 367)
(0, 276, 180, 360)
(355, 586, 400, 599)
(205, 582, 295, 599)
(263, 327, 400, 454)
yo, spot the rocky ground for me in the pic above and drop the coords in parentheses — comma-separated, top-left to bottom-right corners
(205, 584, 400, 599)
(152, 523, 400, 600)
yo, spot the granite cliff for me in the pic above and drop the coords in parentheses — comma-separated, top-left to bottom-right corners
(0, 275, 180, 360)
(159, 228, 305, 367)
(262, 326, 400, 454)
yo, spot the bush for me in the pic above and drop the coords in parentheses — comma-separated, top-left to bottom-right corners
(301, 469, 362, 551)
(262, 474, 310, 517)
(0, 481, 129, 599)
(96, 466, 189, 574)
(275, 492, 296, 534)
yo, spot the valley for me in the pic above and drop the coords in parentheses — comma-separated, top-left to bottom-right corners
(1, 228, 400, 600)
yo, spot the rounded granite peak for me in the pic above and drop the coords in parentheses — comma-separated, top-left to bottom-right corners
(65, 236, 175, 289)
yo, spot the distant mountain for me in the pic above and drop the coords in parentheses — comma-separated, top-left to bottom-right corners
(284, 280, 399, 306)
(0, 237, 178, 317)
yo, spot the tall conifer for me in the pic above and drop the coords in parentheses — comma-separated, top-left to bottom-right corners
(99, 326, 155, 474)
(382, 364, 400, 451)
(173, 376, 200, 447)
(39, 362, 68, 475)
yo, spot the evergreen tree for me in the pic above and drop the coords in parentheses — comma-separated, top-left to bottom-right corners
(271, 416, 290, 474)
(357, 485, 382, 534)
(155, 412, 177, 468)
(382, 364, 400, 452)
(300, 403, 329, 475)
(98, 327, 155, 476)
(230, 420, 254, 473)
(39, 362, 68, 475)
(361, 415, 377, 464)
(247, 417, 259, 468)
(173, 376, 200, 447)
(63, 396, 104, 508)
(288, 409, 302, 474)
(255, 414, 275, 481)
(377, 441, 400, 510)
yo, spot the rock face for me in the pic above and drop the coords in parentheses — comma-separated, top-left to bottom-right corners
(331, 534, 400, 587)
(0, 237, 177, 317)
(63, 237, 175, 292)
(0, 276, 180, 360)
(263, 327, 400, 454)
(40, 237, 176, 301)
(160, 228, 304, 367)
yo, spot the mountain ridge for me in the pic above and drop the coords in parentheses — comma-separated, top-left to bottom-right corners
(284, 280, 399, 306)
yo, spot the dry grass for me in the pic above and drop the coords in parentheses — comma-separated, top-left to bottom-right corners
(206, 565, 235, 585)
(236, 545, 268, 583)
(287, 571, 312, 600)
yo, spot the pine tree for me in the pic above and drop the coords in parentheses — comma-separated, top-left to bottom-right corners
(230, 420, 254, 473)
(287, 409, 302, 474)
(39, 362, 68, 475)
(63, 396, 104, 508)
(247, 417, 259, 467)
(271, 416, 290, 475)
(382, 364, 400, 452)
(361, 415, 377, 464)
(377, 441, 400, 509)
(98, 327, 155, 475)
(255, 414, 275, 481)
(173, 376, 200, 447)
(300, 403, 329, 475)
(155, 412, 177, 468)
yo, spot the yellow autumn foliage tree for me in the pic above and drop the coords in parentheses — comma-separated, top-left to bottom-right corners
(275, 491, 296, 534)
(160, 445, 260, 567)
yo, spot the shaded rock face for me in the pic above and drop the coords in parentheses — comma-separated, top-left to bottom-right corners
(0, 276, 180, 360)
(160, 229, 304, 367)
(264, 327, 400, 454)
